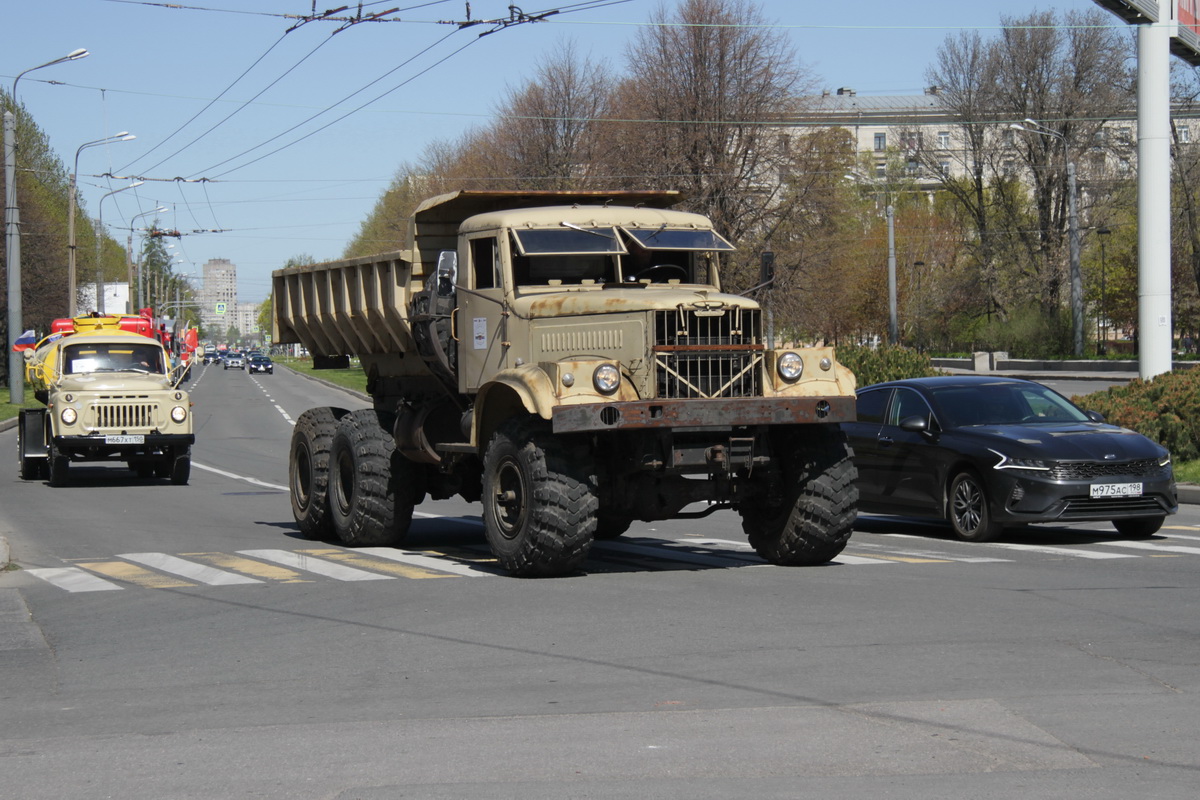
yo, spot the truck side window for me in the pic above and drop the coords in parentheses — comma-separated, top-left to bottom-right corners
(471, 237, 498, 289)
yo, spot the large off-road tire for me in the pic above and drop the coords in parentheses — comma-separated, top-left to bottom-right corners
(740, 427, 857, 565)
(289, 407, 350, 539)
(170, 447, 192, 485)
(327, 409, 418, 547)
(47, 441, 70, 488)
(948, 470, 1002, 542)
(482, 418, 597, 577)
(1113, 515, 1165, 538)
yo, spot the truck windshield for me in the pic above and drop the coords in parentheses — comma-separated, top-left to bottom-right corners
(621, 227, 736, 252)
(63, 343, 166, 375)
(511, 227, 625, 255)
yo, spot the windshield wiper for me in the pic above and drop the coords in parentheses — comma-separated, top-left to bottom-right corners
(561, 221, 615, 239)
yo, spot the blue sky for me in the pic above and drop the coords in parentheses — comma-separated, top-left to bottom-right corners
(4, 0, 1106, 306)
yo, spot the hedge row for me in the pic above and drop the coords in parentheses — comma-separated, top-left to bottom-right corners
(836, 345, 941, 389)
(1074, 370, 1200, 461)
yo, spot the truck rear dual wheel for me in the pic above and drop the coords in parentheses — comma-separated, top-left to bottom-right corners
(740, 427, 857, 565)
(327, 409, 420, 547)
(290, 407, 350, 539)
(482, 418, 597, 577)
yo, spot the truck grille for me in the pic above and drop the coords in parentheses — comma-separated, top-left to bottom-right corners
(654, 307, 762, 399)
(91, 401, 157, 430)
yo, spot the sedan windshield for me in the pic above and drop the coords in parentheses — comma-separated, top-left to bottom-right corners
(932, 383, 1091, 428)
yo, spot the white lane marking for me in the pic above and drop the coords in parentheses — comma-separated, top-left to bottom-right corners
(851, 542, 1011, 563)
(192, 462, 287, 492)
(980, 542, 1136, 559)
(1093, 539, 1200, 555)
(354, 547, 503, 577)
(25, 567, 123, 592)
(237, 549, 395, 581)
(118, 553, 263, 585)
(595, 539, 760, 568)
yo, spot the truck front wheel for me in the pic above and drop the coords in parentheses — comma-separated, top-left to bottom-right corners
(290, 407, 349, 539)
(482, 419, 596, 577)
(170, 446, 191, 485)
(739, 428, 857, 566)
(327, 409, 416, 547)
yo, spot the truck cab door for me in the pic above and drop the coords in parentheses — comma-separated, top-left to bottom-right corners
(456, 235, 510, 393)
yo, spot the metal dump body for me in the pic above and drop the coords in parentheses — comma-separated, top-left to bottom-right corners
(272, 190, 682, 359)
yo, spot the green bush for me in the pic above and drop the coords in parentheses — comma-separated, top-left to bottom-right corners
(836, 345, 941, 388)
(1074, 369, 1200, 461)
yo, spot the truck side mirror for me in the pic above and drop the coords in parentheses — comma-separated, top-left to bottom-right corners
(435, 250, 458, 297)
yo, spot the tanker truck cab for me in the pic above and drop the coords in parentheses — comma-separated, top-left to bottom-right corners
(18, 324, 195, 486)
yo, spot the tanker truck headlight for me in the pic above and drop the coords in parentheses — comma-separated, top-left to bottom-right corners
(593, 363, 621, 395)
(170, 406, 188, 423)
(60, 407, 78, 425)
(778, 351, 803, 382)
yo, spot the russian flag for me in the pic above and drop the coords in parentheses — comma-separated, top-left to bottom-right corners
(11, 329, 38, 352)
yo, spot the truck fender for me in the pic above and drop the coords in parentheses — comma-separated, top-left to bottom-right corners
(474, 366, 557, 448)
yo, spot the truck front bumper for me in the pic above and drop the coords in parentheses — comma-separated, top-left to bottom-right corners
(551, 396, 856, 434)
(53, 433, 195, 459)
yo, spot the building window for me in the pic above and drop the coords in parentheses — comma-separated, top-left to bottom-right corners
(906, 159, 919, 175)
(875, 162, 886, 178)
(1179, 126, 1191, 144)
(937, 130, 951, 149)
(874, 132, 886, 151)
(900, 131, 922, 151)
(938, 161, 951, 177)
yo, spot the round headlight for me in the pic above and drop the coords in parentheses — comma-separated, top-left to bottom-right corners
(60, 407, 78, 425)
(593, 363, 621, 394)
(778, 352, 803, 381)
(170, 406, 188, 423)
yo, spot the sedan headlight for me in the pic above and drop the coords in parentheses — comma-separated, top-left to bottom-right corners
(989, 449, 1050, 471)
(60, 407, 78, 425)
(170, 406, 188, 423)
(592, 363, 621, 395)
(778, 351, 803, 381)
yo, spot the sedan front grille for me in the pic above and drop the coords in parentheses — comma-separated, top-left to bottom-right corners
(654, 307, 762, 399)
(1048, 458, 1164, 481)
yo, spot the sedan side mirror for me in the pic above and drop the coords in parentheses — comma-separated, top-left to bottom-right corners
(1085, 410, 1105, 423)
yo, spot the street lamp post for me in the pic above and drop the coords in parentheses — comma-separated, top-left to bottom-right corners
(127, 206, 166, 313)
(70, 133, 136, 316)
(93, 182, 143, 314)
(1010, 120, 1083, 357)
(1097, 226, 1111, 356)
(6, 48, 89, 403)
(846, 172, 899, 345)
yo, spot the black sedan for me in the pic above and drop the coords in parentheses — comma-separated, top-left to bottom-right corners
(247, 355, 273, 374)
(844, 376, 1176, 541)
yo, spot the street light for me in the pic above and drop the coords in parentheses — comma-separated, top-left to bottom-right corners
(1097, 226, 1111, 356)
(94, 181, 143, 314)
(846, 172, 898, 344)
(1010, 119, 1083, 357)
(127, 205, 166, 312)
(70, 133, 136, 316)
(6, 47, 89, 403)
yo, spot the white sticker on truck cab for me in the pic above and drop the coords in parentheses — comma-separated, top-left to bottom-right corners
(473, 318, 488, 350)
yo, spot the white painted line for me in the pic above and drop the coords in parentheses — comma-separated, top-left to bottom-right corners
(981, 542, 1137, 559)
(355, 547, 502, 577)
(192, 462, 287, 492)
(25, 567, 123, 592)
(118, 553, 263, 585)
(830, 554, 895, 565)
(237, 549, 395, 581)
(1093, 539, 1200, 555)
(851, 542, 1011, 563)
(594, 540, 752, 568)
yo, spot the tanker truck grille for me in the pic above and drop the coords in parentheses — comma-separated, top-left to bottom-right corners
(91, 401, 157, 430)
(654, 307, 763, 399)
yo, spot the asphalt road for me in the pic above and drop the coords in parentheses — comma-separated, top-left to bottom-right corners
(2, 364, 1199, 799)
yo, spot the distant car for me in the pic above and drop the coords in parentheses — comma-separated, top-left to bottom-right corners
(202, 351, 221, 365)
(224, 353, 245, 370)
(844, 376, 1177, 542)
(247, 355, 273, 374)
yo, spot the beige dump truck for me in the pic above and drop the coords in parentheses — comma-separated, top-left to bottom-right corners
(273, 190, 858, 576)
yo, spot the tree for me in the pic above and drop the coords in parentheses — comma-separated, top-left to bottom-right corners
(602, 0, 813, 288)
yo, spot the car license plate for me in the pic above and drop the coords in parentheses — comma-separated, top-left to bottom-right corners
(1090, 482, 1143, 498)
(105, 434, 145, 445)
